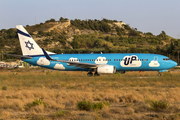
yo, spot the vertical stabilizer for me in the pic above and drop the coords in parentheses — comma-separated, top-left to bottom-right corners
(16, 25, 44, 56)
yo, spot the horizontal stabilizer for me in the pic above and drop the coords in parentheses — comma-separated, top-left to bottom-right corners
(5, 54, 32, 59)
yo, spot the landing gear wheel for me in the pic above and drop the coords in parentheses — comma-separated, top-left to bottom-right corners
(120, 71, 126, 74)
(158, 72, 161, 76)
(87, 72, 93, 76)
(94, 72, 100, 76)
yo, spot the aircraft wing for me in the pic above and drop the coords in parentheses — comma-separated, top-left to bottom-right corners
(42, 48, 100, 69)
(65, 61, 99, 69)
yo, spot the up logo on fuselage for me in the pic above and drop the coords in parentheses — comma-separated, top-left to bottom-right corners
(120, 55, 142, 67)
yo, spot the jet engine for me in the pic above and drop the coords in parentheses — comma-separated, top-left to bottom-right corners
(97, 65, 116, 74)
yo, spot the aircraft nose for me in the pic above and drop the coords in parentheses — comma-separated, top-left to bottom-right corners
(172, 61, 178, 67)
(174, 62, 178, 67)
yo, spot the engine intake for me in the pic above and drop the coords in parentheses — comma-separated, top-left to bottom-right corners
(97, 65, 116, 74)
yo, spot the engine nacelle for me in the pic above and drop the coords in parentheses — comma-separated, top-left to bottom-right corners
(97, 65, 116, 74)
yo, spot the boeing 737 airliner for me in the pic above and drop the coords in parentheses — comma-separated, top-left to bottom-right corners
(7, 25, 177, 76)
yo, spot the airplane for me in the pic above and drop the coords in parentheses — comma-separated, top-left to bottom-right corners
(7, 25, 177, 76)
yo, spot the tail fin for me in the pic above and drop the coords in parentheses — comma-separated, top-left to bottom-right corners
(16, 25, 44, 56)
(16, 25, 55, 56)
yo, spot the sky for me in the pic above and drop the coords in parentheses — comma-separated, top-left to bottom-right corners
(1, 0, 180, 38)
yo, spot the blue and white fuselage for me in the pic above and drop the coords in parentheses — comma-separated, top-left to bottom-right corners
(22, 53, 177, 72)
(14, 25, 177, 76)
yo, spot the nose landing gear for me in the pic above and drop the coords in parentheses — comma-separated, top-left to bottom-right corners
(158, 72, 161, 76)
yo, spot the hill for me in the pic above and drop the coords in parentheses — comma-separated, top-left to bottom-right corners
(0, 17, 179, 63)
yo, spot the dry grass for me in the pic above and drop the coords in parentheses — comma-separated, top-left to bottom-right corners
(0, 68, 180, 119)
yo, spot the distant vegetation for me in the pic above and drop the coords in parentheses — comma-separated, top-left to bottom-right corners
(0, 17, 180, 64)
(71, 18, 112, 33)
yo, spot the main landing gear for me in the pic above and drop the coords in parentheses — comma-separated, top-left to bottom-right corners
(87, 71, 93, 76)
(94, 72, 100, 76)
(87, 71, 100, 76)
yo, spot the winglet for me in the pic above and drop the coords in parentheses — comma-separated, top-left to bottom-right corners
(42, 48, 53, 60)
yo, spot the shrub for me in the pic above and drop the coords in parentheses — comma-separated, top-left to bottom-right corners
(27, 99, 46, 108)
(2, 86, 7, 90)
(93, 102, 104, 110)
(77, 101, 110, 111)
(77, 101, 92, 111)
(93, 101, 110, 110)
(46, 70, 51, 75)
(54, 110, 72, 117)
(33, 99, 46, 106)
(150, 100, 169, 112)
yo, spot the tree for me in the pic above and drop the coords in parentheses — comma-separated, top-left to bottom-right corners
(100, 21, 111, 33)
(145, 32, 153, 36)
(59, 17, 68, 22)
(59, 17, 64, 21)
(123, 24, 131, 30)
(38, 30, 44, 35)
(45, 18, 56, 23)
(128, 30, 140, 37)
(158, 31, 166, 38)
(71, 40, 79, 49)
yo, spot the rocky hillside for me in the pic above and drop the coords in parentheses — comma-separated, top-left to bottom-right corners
(0, 18, 179, 62)
(23, 18, 171, 50)
(26, 19, 127, 49)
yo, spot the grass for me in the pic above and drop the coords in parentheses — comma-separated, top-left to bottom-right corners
(1, 72, 178, 89)
(0, 68, 180, 119)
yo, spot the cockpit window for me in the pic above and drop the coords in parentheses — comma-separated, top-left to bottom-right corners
(163, 58, 170, 61)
